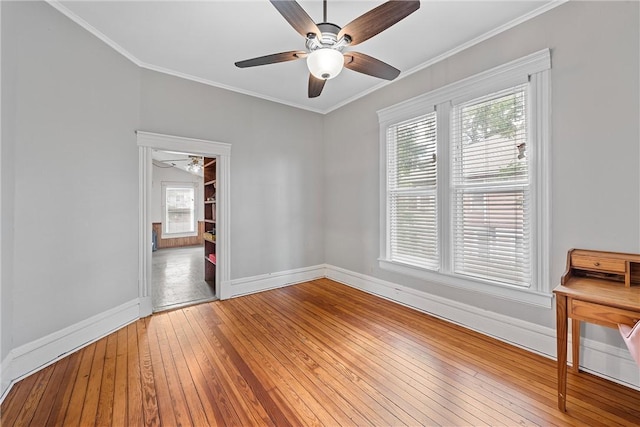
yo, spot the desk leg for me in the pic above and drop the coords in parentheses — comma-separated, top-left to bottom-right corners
(556, 294, 568, 412)
(572, 319, 580, 373)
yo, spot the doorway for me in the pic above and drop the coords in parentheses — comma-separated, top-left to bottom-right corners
(137, 131, 231, 317)
(150, 150, 215, 312)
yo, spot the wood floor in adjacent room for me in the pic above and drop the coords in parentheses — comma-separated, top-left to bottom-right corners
(2, 279, 640, 426)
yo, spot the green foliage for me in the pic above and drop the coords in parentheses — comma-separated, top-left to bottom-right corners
(498, 160, 527, 180)
(462, 93, 525, 144)
(395, 118, 436, 187)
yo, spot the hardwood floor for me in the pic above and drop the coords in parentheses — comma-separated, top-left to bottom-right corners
(2, 278, 640, 426)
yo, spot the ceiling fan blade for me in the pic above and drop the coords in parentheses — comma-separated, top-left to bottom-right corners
(338, 1, 420, 46)
(344, 52, 400, 80)
(235, 51, 307, 68)
(308, 74, 326, 98)
(270, 0, 322, 38)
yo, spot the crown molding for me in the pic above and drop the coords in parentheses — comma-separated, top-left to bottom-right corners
(139, 62, 325, 114)
(46, 0, 567, 116)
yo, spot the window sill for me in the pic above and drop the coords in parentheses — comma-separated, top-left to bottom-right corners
(379, 259, 553, 308)
(162, 232, 198, 239)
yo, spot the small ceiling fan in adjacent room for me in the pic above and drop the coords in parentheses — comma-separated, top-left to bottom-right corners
(235, 0, 420, 98)
(153, 154, 204, 175)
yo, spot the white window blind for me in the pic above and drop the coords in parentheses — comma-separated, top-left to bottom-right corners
(387, 113, 438, 270)
(450, 85, 531, 286)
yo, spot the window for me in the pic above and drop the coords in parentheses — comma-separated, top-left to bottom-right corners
(378, 50, 551, 306)
(451, 85, 530, 286)
(162, 182, 197, 236)
(387, 112, 438, 270)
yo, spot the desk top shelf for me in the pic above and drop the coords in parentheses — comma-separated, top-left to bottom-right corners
(560, 248, 640, 288)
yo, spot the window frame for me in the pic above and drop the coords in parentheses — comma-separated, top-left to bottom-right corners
(161, 181, 198, 238)
(386, 110, 439, 271)
(378, 49, 552, 307)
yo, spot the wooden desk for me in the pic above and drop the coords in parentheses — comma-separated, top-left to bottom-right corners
(553, 249, 640, 411)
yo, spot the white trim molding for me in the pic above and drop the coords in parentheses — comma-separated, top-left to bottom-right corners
(136, 131, 232, 308)
(136, 131, 231, 158)
(0, 354, 10, 404)
(228, 265, 326, 299)
(378, 49, 551, 125)
(0, 299, 140, 404)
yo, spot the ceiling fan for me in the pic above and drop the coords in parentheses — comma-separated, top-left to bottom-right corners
(155, 155, 203, 173)
(235, 0, 420, 98)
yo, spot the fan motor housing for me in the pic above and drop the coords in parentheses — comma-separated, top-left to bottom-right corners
(307, 22, 348, 52)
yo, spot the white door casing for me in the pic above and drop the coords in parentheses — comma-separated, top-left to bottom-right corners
(136, 131, 231, 317)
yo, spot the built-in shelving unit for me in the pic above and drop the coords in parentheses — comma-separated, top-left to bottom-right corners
(203, 157, 216, 288)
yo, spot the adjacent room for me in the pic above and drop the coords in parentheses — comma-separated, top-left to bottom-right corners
(150, 151, 218, 312)
(1, 0, 639, 425)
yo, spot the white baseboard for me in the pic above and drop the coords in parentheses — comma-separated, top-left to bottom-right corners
(1, 264, 637, 404)
(578, 336, 640, 387)
(325, 264, 640, 390)
(0, 298, 140, 404)
(228, 264, 325, 298)
(0, 352, 13, 403)
(139, 296, 153, 318)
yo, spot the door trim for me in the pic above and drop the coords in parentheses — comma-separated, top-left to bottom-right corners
(136, 131, 231, 317)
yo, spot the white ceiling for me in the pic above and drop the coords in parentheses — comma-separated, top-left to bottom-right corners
(52, 0, 561, 114)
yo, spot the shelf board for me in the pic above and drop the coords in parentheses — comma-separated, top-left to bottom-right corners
(204, 158, 216, 167)
(204, 180, 216, 186)
(204, 256, 216, 265)
(204, 200, 216, 204)
(204, 219, 216, 224)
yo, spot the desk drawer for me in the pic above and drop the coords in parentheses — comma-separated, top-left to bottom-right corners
(570, 299, 640, 328)
(571, 255, 626, 274)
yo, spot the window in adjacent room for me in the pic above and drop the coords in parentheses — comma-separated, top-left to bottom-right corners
(378, 50, 551, 306)
(162, 182, 197, 236)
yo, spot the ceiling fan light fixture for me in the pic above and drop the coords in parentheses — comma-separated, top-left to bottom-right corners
(307, 48, 343, 80)
(186, 157, 202, 173)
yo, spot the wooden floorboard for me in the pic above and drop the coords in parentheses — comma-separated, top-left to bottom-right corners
(2, 278, 640, 426)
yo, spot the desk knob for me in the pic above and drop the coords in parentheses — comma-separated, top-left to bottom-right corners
(594, 262, 600, 266)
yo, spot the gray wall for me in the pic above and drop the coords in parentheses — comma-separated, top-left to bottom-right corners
(139, 70, 325, 279)
(2, 1, 141, 349)
(324, 1, 639, 344)
(1, 0, 325, 365)
(1, 0, 14, 366)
